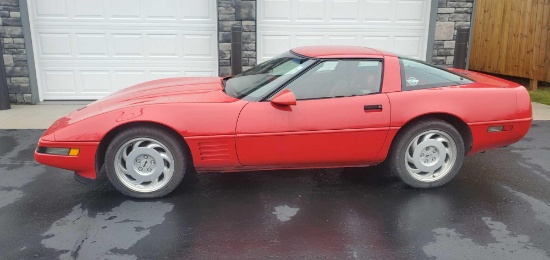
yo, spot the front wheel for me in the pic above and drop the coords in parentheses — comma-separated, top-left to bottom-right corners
(387, 120, 465, 188)
(105, 126, 186, 198)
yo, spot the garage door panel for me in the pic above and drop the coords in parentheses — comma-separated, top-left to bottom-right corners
(297, 0, 325, 21)
(362, 36, 393, 52)
(263, 0, 291, 21)
(150, 70, 180, 81)
(76, 34, 108, 56)
(258, 0, 431, 63)
(182, 35, 215, 58)
(114, 71, 145, 92)
(394, 36, 423, 59)
(79, 71, 111, 93)
(38, 33, 72, 57)
(182, 0, 213, 20)
(330, 0, 359, 21)
(42, 71, 76, 93)
(261, 35, 291, 58)
(145, 0, 179, 20)
(184, 71, 216, 77)
(35, 0, 68, 18)
(113, 34, 143, 57)
(362, 1, 394, 22)
(328, 35, 359, 46)
(29, 0, 217, 100)
(396, 0, 427, 22)
(72, 0, 105, 18)
(147, 35, 179, 57)
(110, 0, 141, 19)
(296, 35, 326, 47)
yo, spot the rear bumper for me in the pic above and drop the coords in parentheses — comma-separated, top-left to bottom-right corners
(34, 139, 99, 179)
(467, 118, 532, 155)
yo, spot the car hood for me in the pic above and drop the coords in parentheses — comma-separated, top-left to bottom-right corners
(60, 77, 238, 125)
(93, 77, 236, 109)
(40, 77, 241, 141)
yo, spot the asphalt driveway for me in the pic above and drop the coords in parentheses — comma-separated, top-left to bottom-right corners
(0, 122, 549, 259)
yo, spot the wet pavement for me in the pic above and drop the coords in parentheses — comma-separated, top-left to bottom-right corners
(0, 122, 549, 259)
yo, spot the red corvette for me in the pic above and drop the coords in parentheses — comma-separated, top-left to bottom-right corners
(35, 46, 532, 198)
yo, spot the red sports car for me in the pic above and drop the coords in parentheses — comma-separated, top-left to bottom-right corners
(35, 46, 532, 198)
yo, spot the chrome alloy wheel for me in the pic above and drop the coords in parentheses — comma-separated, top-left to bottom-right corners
(405, 130, 457, 183)
(114, 137, 175, 193)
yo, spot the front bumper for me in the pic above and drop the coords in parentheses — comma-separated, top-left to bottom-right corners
(34, 139, 100, 179)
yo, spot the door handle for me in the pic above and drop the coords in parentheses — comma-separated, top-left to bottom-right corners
(364, 105, 383, 111)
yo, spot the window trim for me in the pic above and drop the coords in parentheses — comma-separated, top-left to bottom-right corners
(399, 57, 475, 91)
(263, 58, 384, 102)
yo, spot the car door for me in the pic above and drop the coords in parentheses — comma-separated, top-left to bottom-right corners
(235, 59, 391, 167)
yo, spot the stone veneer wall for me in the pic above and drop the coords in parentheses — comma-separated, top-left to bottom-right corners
(433, 0, 474, 66)
(218, 0, 256, 76)
(1, 0, 30, 103)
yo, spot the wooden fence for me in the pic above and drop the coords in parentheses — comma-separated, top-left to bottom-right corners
(469, 0, 550, 90)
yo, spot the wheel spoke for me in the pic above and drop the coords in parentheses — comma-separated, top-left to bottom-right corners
(411, 168, 422, 174)
(122, 148, 129, 160)
(131, 173, 147, 183)
(406, 152, 415, 164)
(147, 143, 163, 150)
(424, 132, 436, 141)
(406, 165, 421, 174)
(119, 164, 129, 174)
(435, 137, 448, 144)
(160, 153, 170, 162)
(444, 148, 451, 157)
(411, 137, 419, 151)
(134, 140, 145, 148)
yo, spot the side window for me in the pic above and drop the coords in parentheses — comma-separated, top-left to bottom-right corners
(400, 58, 473, 90)
(280, 59, 383, 100)
(316, 61, 338, 72)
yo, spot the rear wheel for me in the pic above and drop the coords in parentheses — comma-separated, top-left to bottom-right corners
(105, 126, 186, 198)
(387, 119, 465, 188)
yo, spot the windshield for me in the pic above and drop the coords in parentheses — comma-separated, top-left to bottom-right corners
(224, 52, 314, 101)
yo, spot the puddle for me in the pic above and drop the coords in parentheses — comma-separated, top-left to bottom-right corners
(42, 201, 174, 259)
(423, 217, 549, 259)
(273, 205, 299, 222)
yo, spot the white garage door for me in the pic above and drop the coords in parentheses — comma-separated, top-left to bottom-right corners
(257, 0, 432, 63)
(28, 0, 218, 100)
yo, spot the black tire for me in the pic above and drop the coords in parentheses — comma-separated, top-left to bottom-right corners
(105, 126, 186, 198)
(387, 119, 465, 188)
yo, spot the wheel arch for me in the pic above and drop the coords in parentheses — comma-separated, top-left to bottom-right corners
(95, 121, 192, 178)
(391, 113, 473, 155)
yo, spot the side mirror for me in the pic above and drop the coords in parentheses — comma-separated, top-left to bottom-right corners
(270, 90, 296, 106)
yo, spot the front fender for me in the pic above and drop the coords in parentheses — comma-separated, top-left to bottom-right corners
(50, 101, 246, 142)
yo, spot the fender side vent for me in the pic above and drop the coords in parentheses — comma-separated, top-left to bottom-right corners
(198, 141, 230, 161)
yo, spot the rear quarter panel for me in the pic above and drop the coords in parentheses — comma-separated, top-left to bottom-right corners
(387, 86, 517, 126)
(386, 85, 530, 155)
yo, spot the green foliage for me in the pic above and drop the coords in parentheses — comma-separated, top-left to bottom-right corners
(529, 87, 550, 106)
